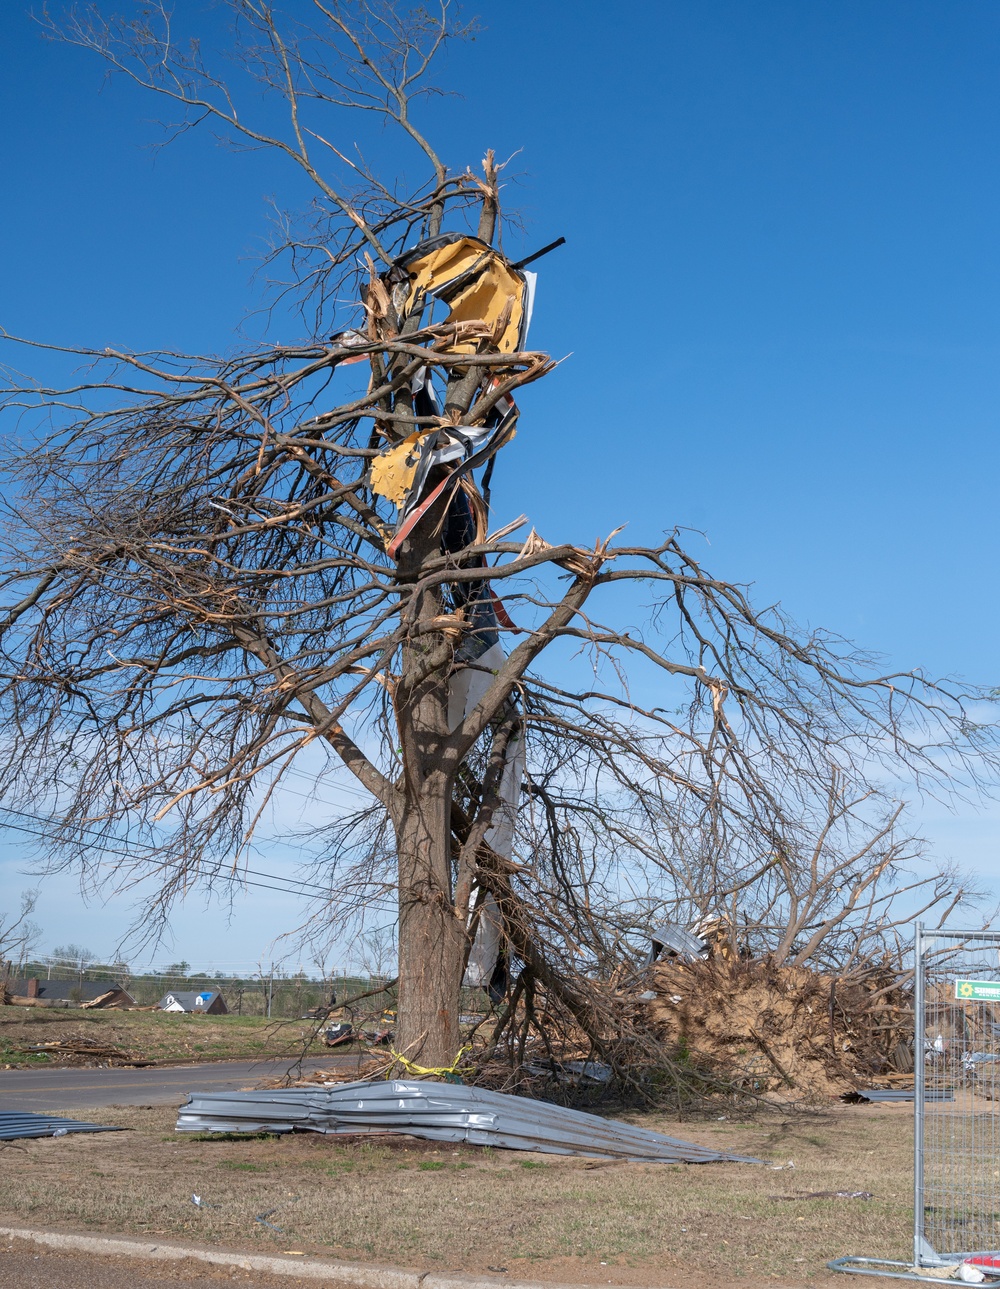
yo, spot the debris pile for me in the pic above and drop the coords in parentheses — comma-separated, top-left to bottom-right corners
(177, 1077, 761, 1164)
(0, 977, 135, 1008)
(644, 955, 913, 1101)
(9, 1037, 152, 1067)
(275, 934, 915, 1108)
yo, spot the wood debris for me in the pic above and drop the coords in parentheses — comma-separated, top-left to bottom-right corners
(13, 1039, 153, 1066)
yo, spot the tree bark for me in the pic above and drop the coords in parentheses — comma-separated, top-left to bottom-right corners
(392, 524, 466, 1068)
(394, 770, 465, 1067)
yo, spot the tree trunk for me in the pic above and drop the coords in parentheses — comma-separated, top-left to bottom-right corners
(394, 770, 466, 1067)
(393, 524, 466, 1069)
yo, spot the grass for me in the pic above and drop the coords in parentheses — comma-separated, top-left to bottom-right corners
(0, 1007, 332, 1068)
(0, 1098, 915, 1287)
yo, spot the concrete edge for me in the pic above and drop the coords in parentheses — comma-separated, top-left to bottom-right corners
(0, 1225, 420, 1288)
(0, 1225, 654, 1289)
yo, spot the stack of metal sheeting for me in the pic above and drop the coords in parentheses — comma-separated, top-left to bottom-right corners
(176, 1078, 760, 1164)
(853, 1087, 955, 1103)
(0, 1111, 123, 1141)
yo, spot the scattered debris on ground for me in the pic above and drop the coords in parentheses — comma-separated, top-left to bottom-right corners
(842, 1086, 954, 1104)
(770, 1189, 874, 1201)
(0, 1010, 337, 1070)
(10, 1039, 154, 1067)
(0, 1098, 914, 1285)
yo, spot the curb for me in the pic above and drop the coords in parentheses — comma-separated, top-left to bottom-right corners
(0, 1225, 661, 1289)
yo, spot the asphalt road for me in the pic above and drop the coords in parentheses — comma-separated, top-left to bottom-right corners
(0, 1054, 358, 1113)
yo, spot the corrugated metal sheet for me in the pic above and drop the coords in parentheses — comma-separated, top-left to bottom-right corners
(177, 1078, 760, 1164)
(852, 1088, 955, 1102)
(647, 922, 709, 964)
(0, 1111, 123, 1141)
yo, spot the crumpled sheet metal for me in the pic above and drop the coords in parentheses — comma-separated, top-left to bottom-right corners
(392, 234, 533, 355)
(368, 229, 534, 553)
(176, 1078, 760, 1164)
(369, 429, 429, 506)
(646, 922, 710, 967)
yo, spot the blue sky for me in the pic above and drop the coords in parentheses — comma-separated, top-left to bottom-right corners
(1, 0, 998, 968)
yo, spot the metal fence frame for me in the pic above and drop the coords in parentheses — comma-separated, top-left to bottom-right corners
(832, 923, 1000, 1281)
(914, 923, 1000, 1267)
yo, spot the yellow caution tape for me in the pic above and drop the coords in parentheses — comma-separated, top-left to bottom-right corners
(387, 1044, 474, 1080)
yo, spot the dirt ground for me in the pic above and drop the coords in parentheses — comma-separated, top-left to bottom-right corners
(0, 1237, 322, 1289)
(0, 1009, 329, 1069)
(0, 1098, 913, 1287)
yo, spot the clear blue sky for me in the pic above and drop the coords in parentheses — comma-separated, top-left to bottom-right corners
(1, 0, 998, 968)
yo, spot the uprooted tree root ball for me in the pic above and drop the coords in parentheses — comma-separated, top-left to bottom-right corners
(643, 956, 913, 1102)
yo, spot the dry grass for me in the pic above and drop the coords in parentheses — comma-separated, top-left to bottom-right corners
(0, 1098, 914, 1287)
(0, 1008, 327, 1068)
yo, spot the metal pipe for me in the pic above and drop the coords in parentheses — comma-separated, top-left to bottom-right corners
(913, 921, 926, 1267)
(917, 931, 1000, 943)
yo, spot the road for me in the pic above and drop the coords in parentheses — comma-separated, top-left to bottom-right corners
(0, 1054, 358, 1113)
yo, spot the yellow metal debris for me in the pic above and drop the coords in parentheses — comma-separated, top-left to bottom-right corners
(369, 431, 432, 506)
(399, 236, 526, 354)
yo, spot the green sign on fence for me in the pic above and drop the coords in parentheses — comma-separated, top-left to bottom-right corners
(955, 979, 1000, 1001)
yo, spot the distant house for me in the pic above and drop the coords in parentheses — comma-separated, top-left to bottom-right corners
(157, 990, 228, 1015)
(3, 978, 135, 1008)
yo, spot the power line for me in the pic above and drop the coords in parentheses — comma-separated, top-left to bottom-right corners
(0, 801, 332, 895)
(0, 805, 321, 897)
(0, 803, 396, 912)
(29, 954, 379, 975)
(279, 763, 375, 802)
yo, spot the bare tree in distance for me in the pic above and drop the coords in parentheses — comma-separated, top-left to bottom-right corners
(0, 890, 43, 973)
(49, 943, 98, 985)
(0, 0, 997, 1070)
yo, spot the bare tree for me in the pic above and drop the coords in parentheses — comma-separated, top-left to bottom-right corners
(0, 889, 42, 972)
(48, 942, 98, 989)
(608, 764, 986, 971)
(0, 0, 997, 1068)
